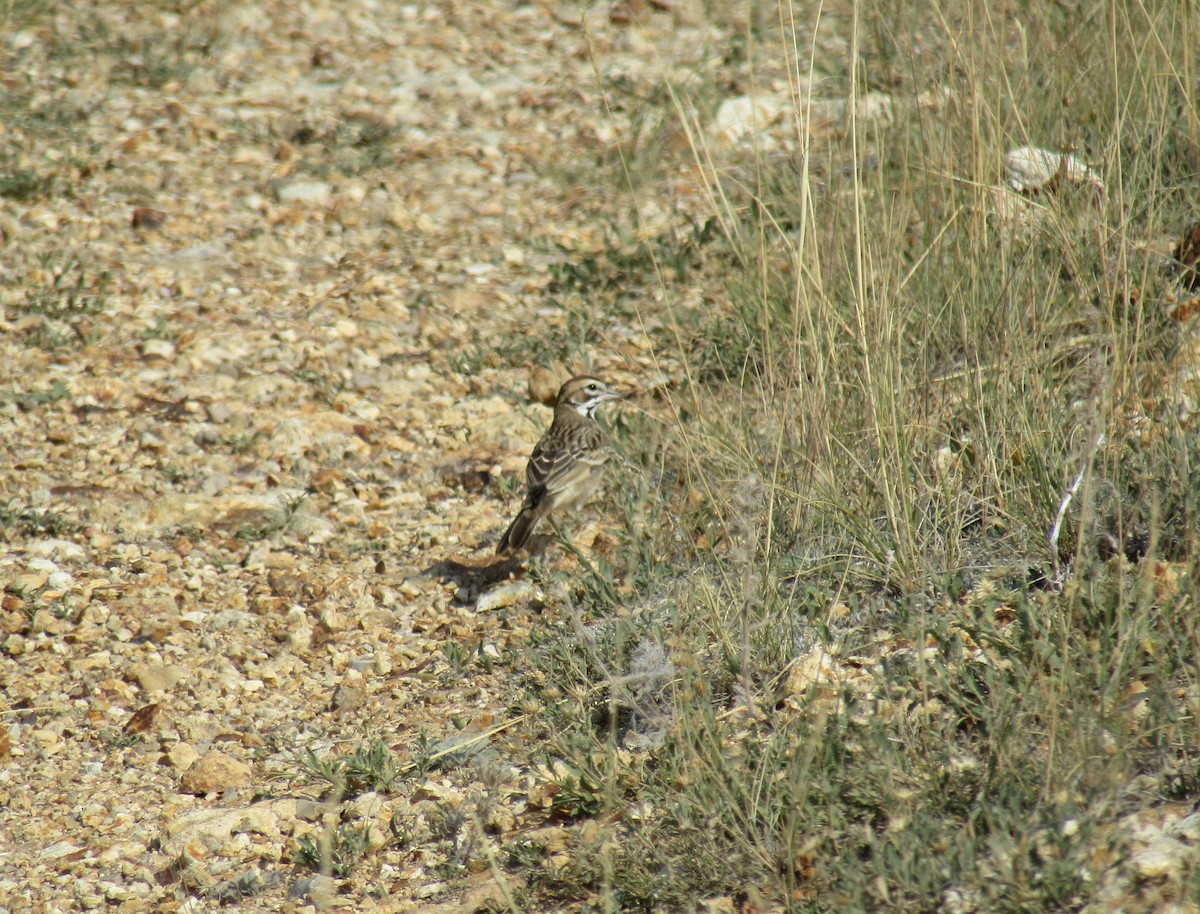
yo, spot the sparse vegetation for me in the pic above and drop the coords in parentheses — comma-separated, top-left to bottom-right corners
(0, 499, 80, 541)
(1, 381, 71, 411)
(293, 823, 372, 878)
(503, 0, 1200, 910)
(0, 166, 56, 201)
(296, 738, 401, 798)
(13, 256, 113, 350)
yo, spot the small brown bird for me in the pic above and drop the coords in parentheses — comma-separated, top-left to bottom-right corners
(497, 376, 622, 554)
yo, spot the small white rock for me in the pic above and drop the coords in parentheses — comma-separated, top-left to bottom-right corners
(276, 180, 332, 205)
(415, 882, 448, 899)
(711, 94, 784, 145)
(142, 338, 176, 360)
(1131, 839, 1181, 879)
(1005, 145, 1102, 194)
(476, 580, 539, 612)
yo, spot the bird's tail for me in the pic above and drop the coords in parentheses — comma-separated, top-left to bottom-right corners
(497, 507, 539, 554)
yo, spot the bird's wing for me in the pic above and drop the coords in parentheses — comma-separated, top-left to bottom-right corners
(525, 423, 607, 504)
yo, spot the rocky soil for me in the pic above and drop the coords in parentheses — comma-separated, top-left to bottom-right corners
(0, 1, 721, 910)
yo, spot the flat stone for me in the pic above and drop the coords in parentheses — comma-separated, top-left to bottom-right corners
(477, 581, 538, 613)
(178, 750, 252, 795)
(129, 663, 188, 693)
(162, 799, 298, 856)
(290, 874, 336, 905)
(165, 743, 201, 772)
(39, 841, 84, 861)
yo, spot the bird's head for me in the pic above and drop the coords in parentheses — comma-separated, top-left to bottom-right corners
(556, 376, 622, 418)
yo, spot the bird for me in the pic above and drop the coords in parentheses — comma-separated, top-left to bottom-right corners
(497, 375, 623, 555)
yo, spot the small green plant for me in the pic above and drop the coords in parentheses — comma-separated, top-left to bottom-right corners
(344, 739, 400, 793)
(293, 824, 371, 878)
(0, 167, 55, 201)
(15, 592, 37, 624)
(544, 220, 713, 298)
(388, 810, 413, 849)
(49, 593, 75, 621)
(16, 256, 111, 350)
(157, 463, 192, 486)
(545, 537, 621, 614)
(221, 430, 264, 456)
(2, 381, 71, 411)
(141, 316, 176, 342)
(426, 799, 467, 844)
(0, 500, 78, 541)
(548, 763, 605, 819)
(426, 794, 491, 879)
(440, 640, 495, 674)
(332, 118, 404, 176)
(21, 255, 109, 320)
(102, 18, 217, 90)
(294, 368, 347, 406)
(441, 641, 468, 672)
(410, 730, 438, 778)
(98, 729, 141, 750)
(297, 738, 400, 798)
(503, 838, 549, 869)
(205, 870, 263, 903)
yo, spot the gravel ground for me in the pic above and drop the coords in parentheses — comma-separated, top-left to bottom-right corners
(0, 1, 704, 909)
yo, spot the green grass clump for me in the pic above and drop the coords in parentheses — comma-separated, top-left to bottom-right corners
(296, 738, 401, 799)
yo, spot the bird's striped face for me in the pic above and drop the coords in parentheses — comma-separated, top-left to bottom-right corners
(557, 376, 622, 418)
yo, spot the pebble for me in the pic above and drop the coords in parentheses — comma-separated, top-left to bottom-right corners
(29, 610, 70, 636)
(290, 875, 336, 904)
(711, 93, 785, 146)
(330, 674, 367, 713)
(166, 744, 201, 772)
(415, 882, 448, 899)
(39, 841, 84, 861)
(1130, 836, 1185, 879)
(13, 571, 49, 591)
(45, 571, 74, 591)
(179, 750, 252, 795)
(141, 338, 176, 360)
(1005, 145, 1101, 194)
(346, 791, 383, 819)
(130, 663, 188, 692)
(276, 180, 332, 205)
(205, 401, 233, 423)
(162, 799, 297, 857)
(476, 580, 538, 612)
